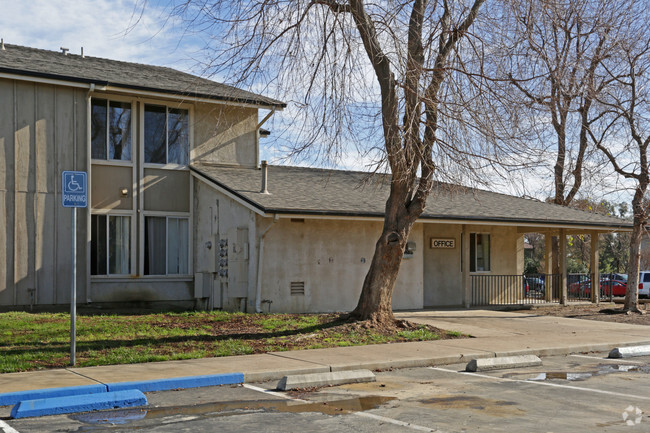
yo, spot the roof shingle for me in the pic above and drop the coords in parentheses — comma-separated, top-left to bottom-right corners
(0, 44, 285, 108)
(191, 163, 632, 229)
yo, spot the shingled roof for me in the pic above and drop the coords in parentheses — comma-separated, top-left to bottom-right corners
(191, 163, 632, 230)
(0, 44, 285, 108)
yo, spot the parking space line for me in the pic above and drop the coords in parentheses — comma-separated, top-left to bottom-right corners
(356, 412, 441, 432)
(0, 419, 20, 433)
(430, 367, 650, 401)
(243, 384, 440, 432)
(570, 354, 647, 364)
(242, 384, 309, 403)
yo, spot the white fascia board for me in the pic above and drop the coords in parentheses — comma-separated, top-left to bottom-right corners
(101, 85, 284, 110)
(270, 213, 631, 232)
(0, 72, 92, 89)
(191, 171, 268, 217)
(0, 73, 283, 110)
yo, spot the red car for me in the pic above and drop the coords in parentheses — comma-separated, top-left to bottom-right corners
(599, 279, 627, 297)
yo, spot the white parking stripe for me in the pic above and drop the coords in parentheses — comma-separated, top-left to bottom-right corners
(570, 354, 647, 364)
(242, 384, 309, 403)
(356, 412, 440, 432)
(243, 384, 441, 432)
(0, 420, 20, 433)
(430, 367, 650, 401)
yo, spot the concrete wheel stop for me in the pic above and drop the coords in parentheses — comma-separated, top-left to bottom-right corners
(609, 345, 650, 358)
(465, 355, 542, 372)
(277, 369, 376, 390)
(10, 390, 147, 419)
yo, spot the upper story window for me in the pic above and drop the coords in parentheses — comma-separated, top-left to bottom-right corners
(144, 104, 189, 165)
(91, 99, 132, 161)
(470, 233, 491, 272)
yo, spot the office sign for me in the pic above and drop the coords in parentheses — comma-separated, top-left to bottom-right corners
(430, 238, 456, 249)
(62, 171, 88, 208)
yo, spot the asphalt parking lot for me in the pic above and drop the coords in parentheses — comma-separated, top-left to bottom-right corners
(3, 352, 649, 432)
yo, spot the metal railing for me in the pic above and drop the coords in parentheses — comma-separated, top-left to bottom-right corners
(470, 273, 616, 306)
(567, 273, 593, 301)
(471, 274, 560, 306)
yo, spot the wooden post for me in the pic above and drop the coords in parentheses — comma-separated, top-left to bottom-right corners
(560, 228, 568, 305)
(591, 232, 600, 304)
(462, 225, 471, 308)
(545, 233, 553, 303)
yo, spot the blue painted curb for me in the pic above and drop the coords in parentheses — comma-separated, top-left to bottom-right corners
(106, 372, 244, 393)
(0, 384, 107, 407)
(10, 389, 147, 419)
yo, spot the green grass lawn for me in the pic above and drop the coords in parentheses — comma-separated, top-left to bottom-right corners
(0, 311, 463, 373)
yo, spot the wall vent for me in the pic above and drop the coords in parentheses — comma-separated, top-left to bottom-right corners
(290, 281, 305, 296)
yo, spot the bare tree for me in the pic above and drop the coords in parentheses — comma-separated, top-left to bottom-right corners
(588, 20, 650, 313)
(168, 0, 496, 325)
(502, 0, 628, 291)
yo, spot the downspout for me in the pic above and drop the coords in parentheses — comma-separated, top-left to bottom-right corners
(85, 83, 95, 303)
(255, 214, 279, 313)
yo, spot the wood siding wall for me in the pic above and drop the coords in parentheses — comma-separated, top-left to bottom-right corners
(0, 78, 88, 306)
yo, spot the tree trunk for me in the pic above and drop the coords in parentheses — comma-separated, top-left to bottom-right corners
(624, 189, 646, 313)
(351, 227, 409, 323)
(352, 193, 416, 323)
(625, 222, 642, 312)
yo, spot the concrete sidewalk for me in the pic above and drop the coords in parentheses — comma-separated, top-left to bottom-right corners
(1, 309, 649, 397)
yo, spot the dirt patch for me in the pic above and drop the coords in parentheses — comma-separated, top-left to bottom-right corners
(517, 303, 650, 326)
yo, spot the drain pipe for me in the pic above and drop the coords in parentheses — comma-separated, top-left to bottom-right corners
(255, 214, 279, 313)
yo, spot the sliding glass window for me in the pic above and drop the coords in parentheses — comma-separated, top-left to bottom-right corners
(91, 215, 131, 275)
(144, 216, 189, 275)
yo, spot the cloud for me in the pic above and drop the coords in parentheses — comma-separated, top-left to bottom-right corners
(0, 0, 199, 71)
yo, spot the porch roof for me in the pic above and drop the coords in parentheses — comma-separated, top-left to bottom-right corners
(191, 163, 632, 230)
(0, 44, 285, 109)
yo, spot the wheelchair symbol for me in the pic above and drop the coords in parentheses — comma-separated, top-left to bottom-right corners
(67, 176, 82, 192)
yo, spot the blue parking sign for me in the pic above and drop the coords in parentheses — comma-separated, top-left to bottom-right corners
(62, 171, 88, 208)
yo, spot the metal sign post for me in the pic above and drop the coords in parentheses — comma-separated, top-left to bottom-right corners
(62, 171, 87, 366)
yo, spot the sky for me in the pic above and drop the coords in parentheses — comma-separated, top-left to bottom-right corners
(0, 0, 636, 208)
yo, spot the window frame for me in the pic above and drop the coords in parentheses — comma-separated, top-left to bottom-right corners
(470, 232, 491, 273)
(142, 212, 192, 277)
(142, 102, 192, 168)
(90, 212, 134, 277)
(90, 97, 134, 163)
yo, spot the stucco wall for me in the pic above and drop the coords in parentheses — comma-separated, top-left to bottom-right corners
(258, 217, 424, 313)
(192, 104, 258, 168)
(423, 224, 463, 306)
(423, 223, 524, 307)
(0, 78, 88, 307)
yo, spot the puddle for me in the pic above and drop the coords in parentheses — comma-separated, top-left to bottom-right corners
(419, 395, 523, 417)
(72, 395, 395, 427)
(504, 364, 650, 382)
(528, 372, 594, 381)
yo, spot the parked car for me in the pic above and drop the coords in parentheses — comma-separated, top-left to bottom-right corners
(639, 271, 650, 298)
(525, 277, 545, 294)
(568, 277, 591, 297)
(599, 279, 627, 297)
(602, 273, 627, 283)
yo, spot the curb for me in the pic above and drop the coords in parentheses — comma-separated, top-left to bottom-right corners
(1, 372, 245, 419)
(106, 373, 244, 393)
(10, 390, 147, 419)
(0, 384, 107, 407)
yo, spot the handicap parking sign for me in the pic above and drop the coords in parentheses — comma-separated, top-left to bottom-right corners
(62, 171, 88, 208)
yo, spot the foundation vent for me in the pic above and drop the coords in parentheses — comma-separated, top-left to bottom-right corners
(290, 281, 305, 296)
